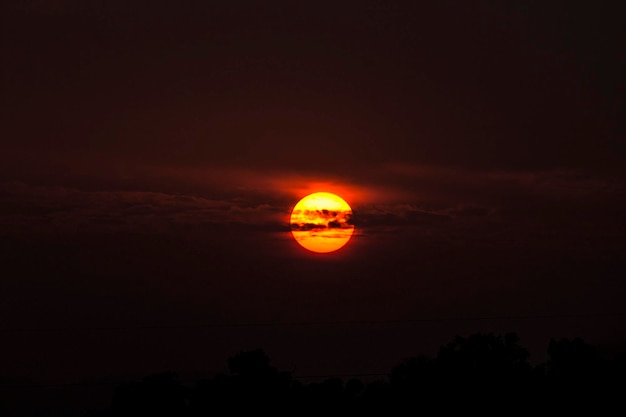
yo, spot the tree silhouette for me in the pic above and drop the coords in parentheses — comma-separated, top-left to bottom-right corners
(191, 348, 296, 414)
(227, 348, 274, 377)
(542, 337, 610, 412)
(391, 332, 533, 413)
(93, 334, 626, 416)
(546, 337, 603, 380)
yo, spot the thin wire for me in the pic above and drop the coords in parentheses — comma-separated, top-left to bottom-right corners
(1, 312, 624, 333)
(2, 312, 624, 390)
(0, 373, 391, 389)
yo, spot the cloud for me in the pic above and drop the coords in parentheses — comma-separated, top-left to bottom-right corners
(353, 204, 453, 231)
(290, 223, 325, 232)
(383, 163, 623, 199)
(1, 161, 622, 248)
(0, 182, 285, 236)
(159, 164, 620, 224)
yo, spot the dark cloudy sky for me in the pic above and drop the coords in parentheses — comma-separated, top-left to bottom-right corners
(1, 0, 625, 400)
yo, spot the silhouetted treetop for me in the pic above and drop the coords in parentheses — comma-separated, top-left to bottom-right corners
(94, 334, 626, 416)
(436, 332, 531, 379)
(228, 348, 275, 377)
(546, 337, 603, 379)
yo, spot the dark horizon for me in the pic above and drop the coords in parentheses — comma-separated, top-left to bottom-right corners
(3, 332, 626, 416)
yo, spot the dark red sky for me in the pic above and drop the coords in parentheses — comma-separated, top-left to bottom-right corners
(1, 0, 625, 395)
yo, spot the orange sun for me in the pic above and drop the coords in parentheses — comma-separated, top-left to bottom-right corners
(290, 192, 354, 253)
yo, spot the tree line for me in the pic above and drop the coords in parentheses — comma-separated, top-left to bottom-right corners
(87, 333, 626, 416)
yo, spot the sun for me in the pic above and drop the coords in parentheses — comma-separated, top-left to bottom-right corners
(290, 192, 354, 254)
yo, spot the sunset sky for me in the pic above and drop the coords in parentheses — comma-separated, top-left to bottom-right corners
(1, 0, 625, 396)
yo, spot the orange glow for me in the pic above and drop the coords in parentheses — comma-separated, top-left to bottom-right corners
(290, 192, 354, 254)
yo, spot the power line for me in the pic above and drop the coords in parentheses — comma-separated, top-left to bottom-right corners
(0, 373, 391, 390)
(1, 312, 624, 333)
(293, 373, 389, 380)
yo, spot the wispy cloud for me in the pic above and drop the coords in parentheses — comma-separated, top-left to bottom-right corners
(0, 182, 285, 236)
(1, 161, 623, 246)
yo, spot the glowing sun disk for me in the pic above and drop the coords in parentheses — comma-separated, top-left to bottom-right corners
(290, 192, 354, 254)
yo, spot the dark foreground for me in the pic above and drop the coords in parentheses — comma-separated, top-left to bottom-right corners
(58, 332, 624, 416)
